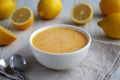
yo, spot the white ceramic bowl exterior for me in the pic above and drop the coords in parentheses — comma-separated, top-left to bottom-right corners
(30, 24, 91, 70)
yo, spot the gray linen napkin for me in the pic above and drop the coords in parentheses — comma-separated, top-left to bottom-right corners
(2, 40, 120, 80)
(101, 51, 120, 80)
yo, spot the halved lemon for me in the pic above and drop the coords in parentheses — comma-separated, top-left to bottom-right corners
(11, 7, 34, 30)
(71, 2, 94, 24)
(0, 25, 17, 46)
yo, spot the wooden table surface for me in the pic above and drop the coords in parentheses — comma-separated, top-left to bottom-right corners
(0, 0, 120, 58)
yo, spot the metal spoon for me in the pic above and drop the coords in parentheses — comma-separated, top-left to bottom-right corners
(0, 59, 20, 80)
(9, 54, 29, 80)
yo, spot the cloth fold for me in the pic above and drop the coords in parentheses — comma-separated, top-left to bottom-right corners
(102, 51, 120, 80)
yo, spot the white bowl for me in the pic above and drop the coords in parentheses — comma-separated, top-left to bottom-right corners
(30, 24, 91, 70)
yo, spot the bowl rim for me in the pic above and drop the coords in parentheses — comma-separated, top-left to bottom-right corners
(30, 24, 91, 56)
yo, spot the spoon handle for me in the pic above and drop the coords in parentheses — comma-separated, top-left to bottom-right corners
(16, 72, 30, 80)
(0, 69, 18, 80)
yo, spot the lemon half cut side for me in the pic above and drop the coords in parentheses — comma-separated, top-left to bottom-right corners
(71, 2, 94, 24)
(11, 7, 34, 30)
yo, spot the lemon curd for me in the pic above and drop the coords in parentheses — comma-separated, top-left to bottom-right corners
(32, 28, 88, 54)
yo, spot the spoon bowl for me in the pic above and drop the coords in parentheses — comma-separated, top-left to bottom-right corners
(9, 54, 27, 72)
(9, 54, 28, 80)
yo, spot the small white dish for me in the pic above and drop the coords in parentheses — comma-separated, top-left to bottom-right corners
(29, 24, 91, 70)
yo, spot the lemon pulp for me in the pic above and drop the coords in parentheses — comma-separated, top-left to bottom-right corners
(71, 2, 94, 24)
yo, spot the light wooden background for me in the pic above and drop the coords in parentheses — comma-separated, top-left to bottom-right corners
(0, 0, 120, 58)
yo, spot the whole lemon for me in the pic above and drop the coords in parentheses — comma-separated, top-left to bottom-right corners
(99, 0, 120, 15)
(98, 13, 120, 39)
(37, 0, 62, 19)
(0, 0, 16, 19)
